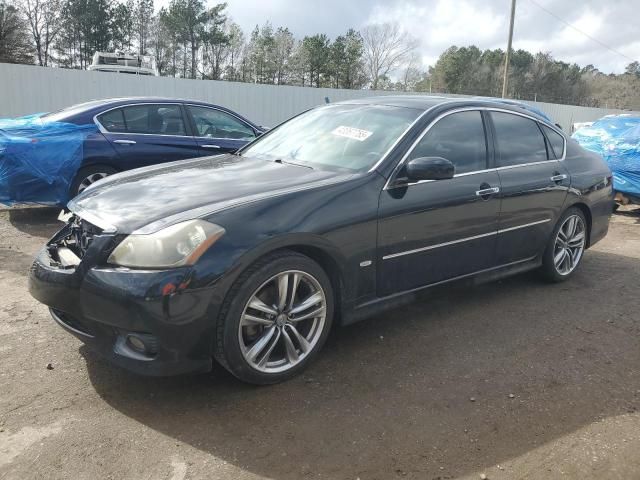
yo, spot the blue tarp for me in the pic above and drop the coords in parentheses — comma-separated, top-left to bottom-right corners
(0, 114, 97, 206)
(572, 115, 640, 197)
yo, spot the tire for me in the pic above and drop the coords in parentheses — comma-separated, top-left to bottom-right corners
(70, 166, 117, 198)
(214, 250, 334, 385)
(539, 207, 588, 283)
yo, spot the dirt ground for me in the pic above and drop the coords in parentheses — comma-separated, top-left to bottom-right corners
(0, 206, 639, 480)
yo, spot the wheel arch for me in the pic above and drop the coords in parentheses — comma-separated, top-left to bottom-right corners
(75, 161, 120, 174)
(215, 234, 349, 326)
(283, 244, 345, 325)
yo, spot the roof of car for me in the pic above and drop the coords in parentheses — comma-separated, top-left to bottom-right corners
(339, 95, 454, 110)
(97, 97, 217, 105)
(338, 95, 553, 123)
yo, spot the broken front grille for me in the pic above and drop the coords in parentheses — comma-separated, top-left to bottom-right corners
(46, 215, 103, 268)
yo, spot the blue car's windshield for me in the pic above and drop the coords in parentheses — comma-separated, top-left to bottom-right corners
(241, 104, 422, 172)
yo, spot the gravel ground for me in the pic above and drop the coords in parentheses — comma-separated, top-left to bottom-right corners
(0, 206, 639, 480)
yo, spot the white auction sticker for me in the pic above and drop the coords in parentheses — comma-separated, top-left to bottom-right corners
(331, 126, 373, 142)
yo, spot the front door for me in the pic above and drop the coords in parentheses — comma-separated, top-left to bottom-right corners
(377, 110, 501, 296)
(185, 105, 257, 155)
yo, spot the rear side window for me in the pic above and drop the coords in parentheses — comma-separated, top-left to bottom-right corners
(98, 104, 186, 135)
(491, 112, 548, 167)
(542, 125, 565, 159)
(123, 104, 186, 135)
(98, 109, 126, 132)
(408, 110, 487, 175)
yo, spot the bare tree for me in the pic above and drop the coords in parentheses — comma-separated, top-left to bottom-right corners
(20, 0, 60, 66)
(401, 51, 423, 91)
(362, 22, 417, 90)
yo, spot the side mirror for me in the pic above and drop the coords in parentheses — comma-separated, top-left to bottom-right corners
(405, 157, 455, 181)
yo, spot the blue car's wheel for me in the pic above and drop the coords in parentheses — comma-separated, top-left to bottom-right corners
(70, 166, 117, 197)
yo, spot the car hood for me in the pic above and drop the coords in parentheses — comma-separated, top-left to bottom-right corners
(68, 155, 354, 234)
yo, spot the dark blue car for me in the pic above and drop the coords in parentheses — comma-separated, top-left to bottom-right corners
(0, 98, 263, 204)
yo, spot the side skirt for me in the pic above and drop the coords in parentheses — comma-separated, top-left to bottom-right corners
(341, 256, 541, 326)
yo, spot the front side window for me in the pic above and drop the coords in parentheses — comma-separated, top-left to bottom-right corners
(407, 111, 487, 175)
(188, 106, 256, 140)
(492, 112, 548, 167)
(542, 125, 565, 159)
(241, 104, 422, 172)
(122, 104, 186, 135)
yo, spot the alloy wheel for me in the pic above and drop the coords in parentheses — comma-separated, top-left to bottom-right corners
(78, 172, 110, 194)
(238, 270, 327, 373)
(553, 214, 586, 275)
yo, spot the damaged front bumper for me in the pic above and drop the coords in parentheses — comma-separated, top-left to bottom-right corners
(28, 218, 216, 376)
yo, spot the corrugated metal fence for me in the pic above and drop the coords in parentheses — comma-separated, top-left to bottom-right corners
(1, 63, 635, 131)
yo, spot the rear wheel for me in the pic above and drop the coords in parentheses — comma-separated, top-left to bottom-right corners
(539, 207, 587, 282)
(70, 166, 116, 197)
(214, 250, 334, 384)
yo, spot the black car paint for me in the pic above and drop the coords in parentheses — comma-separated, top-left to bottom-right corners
(28, 97, 614, 376)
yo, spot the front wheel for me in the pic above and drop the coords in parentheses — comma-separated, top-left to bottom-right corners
(70, 166, 117, 197)
(214, 251, 334, 384)
(539, 207, 587, 282)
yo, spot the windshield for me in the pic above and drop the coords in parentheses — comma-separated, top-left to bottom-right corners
(241, 104, 422, 172)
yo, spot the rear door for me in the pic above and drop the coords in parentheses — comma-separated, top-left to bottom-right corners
(97, 103, 200, 169)
(185, 105, 258, 155)
(489, 110, 570, 264)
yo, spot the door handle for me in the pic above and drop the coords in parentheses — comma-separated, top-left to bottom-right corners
(475, 187, 500, 197)
(201, 144, 220, 149)
(550, 174, 568, 183)
(113, 139, 136, 145)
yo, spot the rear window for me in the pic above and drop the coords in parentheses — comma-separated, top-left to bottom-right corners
(491, 112, 548, 167)
(542, 125, 565, 159)
(98, 109, 126, 132)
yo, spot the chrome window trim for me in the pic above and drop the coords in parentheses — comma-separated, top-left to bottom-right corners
(382, 218, 551, 260)
(184, 103, 258, 141)
(93, 102, 191, 138)
(384, 106, 567, 190)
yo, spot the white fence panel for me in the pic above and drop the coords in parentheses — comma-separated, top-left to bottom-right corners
(0, 63, 635, 131)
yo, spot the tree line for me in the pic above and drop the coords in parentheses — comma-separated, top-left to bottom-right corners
(1, 0, 639, 109)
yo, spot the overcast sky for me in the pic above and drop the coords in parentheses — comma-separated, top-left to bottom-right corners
(158, 0, 640, 73)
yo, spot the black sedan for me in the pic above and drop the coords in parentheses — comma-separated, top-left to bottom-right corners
(28, 96, 613, 384)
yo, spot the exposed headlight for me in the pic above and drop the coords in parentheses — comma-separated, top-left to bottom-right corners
(108, 220, 225, 268)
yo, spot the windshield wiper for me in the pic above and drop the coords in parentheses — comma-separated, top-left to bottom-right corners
(273, 158, 314, 170)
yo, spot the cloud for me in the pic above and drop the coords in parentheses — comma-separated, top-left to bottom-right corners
(156, 0, 639, 73)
